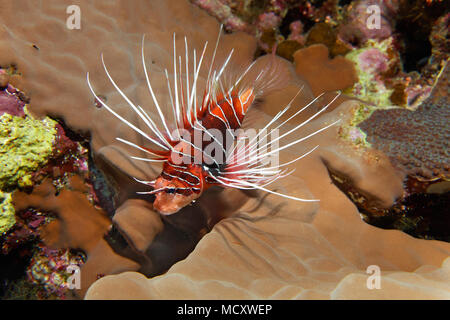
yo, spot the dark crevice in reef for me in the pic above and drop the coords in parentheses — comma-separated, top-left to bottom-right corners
(279, 5, 304, 39)
(51, 115, 116, 218)
(229, 0, 270, 24)
(278, 1, 327, 38)
(105, 204, 207, 278)
(105, 186, 235, 278)
(0, 242, 35, 299)
(51, 116, 91, 146)
(0, 113, 97, 299)
(47, 115, 117, 218)
(105, 224, 153, 270)
(395, 0, 448, 73)
(87, 155, 117, 218)
(326, 167, 450, 242)
(338, 0, 352, 6)
(142, 217, 199, 277)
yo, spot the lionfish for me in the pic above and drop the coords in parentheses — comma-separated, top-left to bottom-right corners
(87, 26, 340, 215)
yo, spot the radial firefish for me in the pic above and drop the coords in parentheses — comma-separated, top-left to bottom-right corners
(87, 26, 340, 215)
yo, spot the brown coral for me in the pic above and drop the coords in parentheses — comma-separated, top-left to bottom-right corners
(86, 101, 450, 299)
(0, 0, 260, 295)
(0, 0, 256, 157)
(293, 44, 358, 96)
(358, 63, 450, 180)
(10, 175, 133, 297)
(12, 176, 108, 253)
(1, 0, 448, 300)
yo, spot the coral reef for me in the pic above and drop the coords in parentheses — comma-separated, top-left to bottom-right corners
(0, 0, 448, 300)
(0, 191, 15, 235)
(0, 76, 26, 117)
(0, 82, 90, 239)
(337, 102, 374, 147)
(344, 38, 397, 107)
(1, 0, 258, 298)
(189, 0, 447, 116)
(328, 60, 449, 242)
(27, 244, 85, 299)
(338, 0, 397, 48)
(348, 62, 449, 241)
(344, 37, 440, 110)
(293, 43, 357, 96)
(189, 0, 251, 32)
(0, 112, 57, 190)
(189, 0, 346, 58)
(0, 103, 99, 298)
(11, 176, 116, 298)
(358, 63, 449, 180)
(85, 100, 450, 299)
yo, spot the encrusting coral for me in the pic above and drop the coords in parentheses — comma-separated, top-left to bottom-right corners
(344, 38, 397, 107)
(0, 112, 57, 190)
(0, 191, 15, 235)
(0, 0, 259, 297)
(358, 63, 449, 180)
(0, 70, 26, 117)
(338, 0, 397, 48)
(0, 78, 58, 236)
(11, 175, 122, 298)
(26, 244, 86, 299)
(0, 0, 448, 300)
(12, 176, 109, 254)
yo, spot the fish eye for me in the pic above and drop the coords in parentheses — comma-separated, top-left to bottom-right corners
(166, 188, 176, 194)
(202, 163, 221, 177)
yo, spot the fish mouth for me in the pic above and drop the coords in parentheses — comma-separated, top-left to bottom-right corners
(153, 191, 200, 215)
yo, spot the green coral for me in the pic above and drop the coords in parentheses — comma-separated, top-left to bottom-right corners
(344, 38, 395, 107)
(350, 103, 376, 127)
(338, 103, 374, 148)
(0, 191, 15, 235)
(0, 111, 57, 190)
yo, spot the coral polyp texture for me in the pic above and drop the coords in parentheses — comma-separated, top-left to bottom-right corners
(26, 244, 85, 299)
(0, 112, 57, 189)
(0, 0, 449, 300)
(0, 191, 15, 235)
(358, 63, 449, 180)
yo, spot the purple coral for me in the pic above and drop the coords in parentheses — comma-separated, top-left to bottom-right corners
(0, 84, 26, 117)
(358, 48, 390, 73)
(358, 66, 449, 180)
(190, 0, 249, 32)
(258, 12, 281, 30)
(338, 0, 398, 47)
(26, 244, 85, 299)
(1, 209, 49, 255)
(288, 20, 306, 45)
